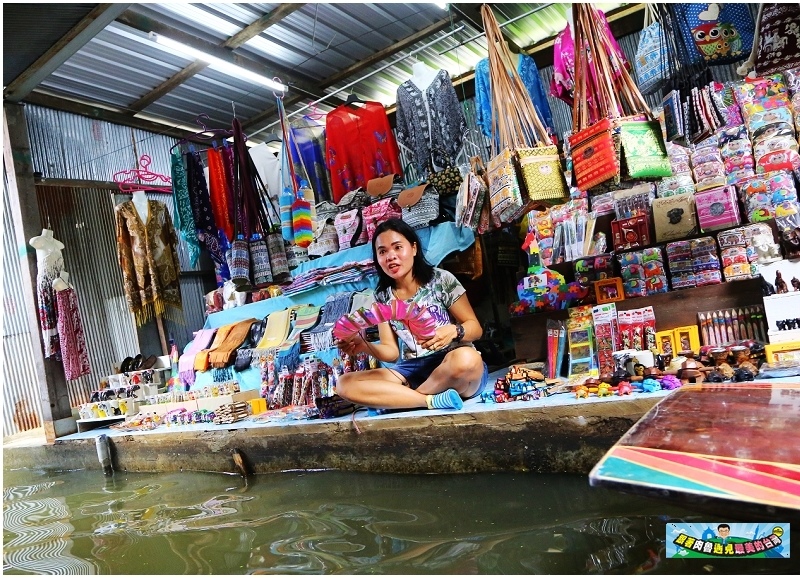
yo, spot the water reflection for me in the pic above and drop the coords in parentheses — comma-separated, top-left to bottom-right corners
(2, 469, 790, 574)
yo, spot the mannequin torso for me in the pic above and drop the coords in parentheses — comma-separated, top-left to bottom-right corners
(132, 193, 149, 223)
(29, 229, 65, 270)
(52, 271, 71, 292)
(411, 61, 440, 92)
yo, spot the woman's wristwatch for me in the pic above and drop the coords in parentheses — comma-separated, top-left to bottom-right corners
(453, 323, 465, 343)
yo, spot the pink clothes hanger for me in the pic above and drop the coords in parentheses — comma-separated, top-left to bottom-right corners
(112, 154, 173, 193)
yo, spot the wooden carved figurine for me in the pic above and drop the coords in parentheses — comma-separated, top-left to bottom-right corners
(792, 277, 800, 292)
(775, 271, 788, 294)
(678, 352, 704, 384)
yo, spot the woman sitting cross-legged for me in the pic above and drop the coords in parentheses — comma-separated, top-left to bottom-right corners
(336, 219, 488, 411)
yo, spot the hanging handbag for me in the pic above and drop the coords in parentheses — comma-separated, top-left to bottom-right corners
(334, 207, 367, 249)
(569, 5, 672, 188)
(618, 120, 673, 179)
(635, 3, 669, 95)
(230, 120, 255, 291)
(427, 151, 463, 197)
(308, 219, 340, 258)
(228, 237, 252, 290)
(461, 157, 488, 231)
(482, 4, 567, 224)
(397, 183, 439, 229)
(752, 3, 800, 77)
(671, 3, 755, 67)
(291, 189, 313, 248)
(362, 197, 402, 241)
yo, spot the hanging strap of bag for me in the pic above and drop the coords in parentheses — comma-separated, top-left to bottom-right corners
(482, 4, 551, 153)
(232, 117, 257, 240)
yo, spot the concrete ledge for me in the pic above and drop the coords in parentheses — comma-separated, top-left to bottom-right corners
(3, 395, 663, 475)
(54, 416, 77, 438)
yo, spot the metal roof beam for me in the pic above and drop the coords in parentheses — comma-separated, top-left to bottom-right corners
(126, 4, 305, 114)
(23, 91, 208, 143)
(450, 3, 522, 54)
(4, 4, 133, 102)
(223, 4, 305, 49)
(115, 10, 326, 102)
(319, 16, 456, 91)
(241, 15, 459, 132)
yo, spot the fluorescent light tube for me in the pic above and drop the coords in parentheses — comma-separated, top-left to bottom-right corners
(151, 32, 287, 93)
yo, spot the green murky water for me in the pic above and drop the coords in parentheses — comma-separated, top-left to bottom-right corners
(2, 469, 794, 574)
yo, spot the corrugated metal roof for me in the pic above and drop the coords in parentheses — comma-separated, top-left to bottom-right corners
(8, 3, 631, 143)
(2, 3, 97, 85)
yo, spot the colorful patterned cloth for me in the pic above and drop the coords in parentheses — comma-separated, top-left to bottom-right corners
(55, 286, 91, 380)
(325, 101, 403, 203)
(114, 199, 183, 326)
(170, 150, 201, 268)
(475, 54, 554, 141)
(396, 68, 468, 175)
(186, 150, 229, 285)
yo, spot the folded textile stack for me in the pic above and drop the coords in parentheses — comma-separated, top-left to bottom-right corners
(734, 74, 799, 176)
(737, 170, 799, 223)
(666, 237, 721, 290)
(282, 260, 376, 296)
(657, 143, 695, 198)
(716, 124, 755, 186)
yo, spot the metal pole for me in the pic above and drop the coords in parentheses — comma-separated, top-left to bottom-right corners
(249, 25, 466, 138)
(439, 4, 555, 56)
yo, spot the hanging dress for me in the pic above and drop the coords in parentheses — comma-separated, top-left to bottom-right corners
(31, 237, 65, 358)
(395, 68, 468, 176)
(55, 285, 91, 380)
(114, 199, 183, 326)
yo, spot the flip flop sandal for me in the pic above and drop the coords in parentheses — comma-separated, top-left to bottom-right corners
(140, 355, 158, 370)
(120, 356, 134, 373)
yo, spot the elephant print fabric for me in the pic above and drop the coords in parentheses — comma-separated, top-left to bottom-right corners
(754, 3, 800, 77)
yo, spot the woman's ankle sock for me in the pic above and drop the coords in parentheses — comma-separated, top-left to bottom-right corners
(426, 389, 463, 410)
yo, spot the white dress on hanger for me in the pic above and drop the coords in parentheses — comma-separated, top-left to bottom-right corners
(29, 229, 65, 358)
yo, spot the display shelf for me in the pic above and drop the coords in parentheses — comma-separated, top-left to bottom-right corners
(76, 416, 126, 433)
(204, 222, 475, 329)
(546, 218, 782, 280)
(510, 276, 764, 362)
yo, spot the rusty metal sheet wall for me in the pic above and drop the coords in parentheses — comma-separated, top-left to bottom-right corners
(2, 169, 44, 437)
(35, 184, 140, 407)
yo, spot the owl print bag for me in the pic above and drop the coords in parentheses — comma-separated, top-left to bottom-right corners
(672, 4, 755, 66)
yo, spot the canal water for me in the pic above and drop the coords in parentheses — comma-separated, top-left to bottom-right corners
(2, 468, 794, 574)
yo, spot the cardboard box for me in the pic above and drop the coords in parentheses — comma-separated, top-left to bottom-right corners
(764, 340, 800, 363)
(653, 193, 698, 242)
(137, 400, 198, 417)
(195, 389, 261, 413)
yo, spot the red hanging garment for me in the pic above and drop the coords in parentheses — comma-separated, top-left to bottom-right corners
(207, 147, 234, 242)
(325, 101, 402, 203)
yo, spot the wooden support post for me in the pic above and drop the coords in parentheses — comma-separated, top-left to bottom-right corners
(3, 102, 75, 442)
(155, 313, 168, 356)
